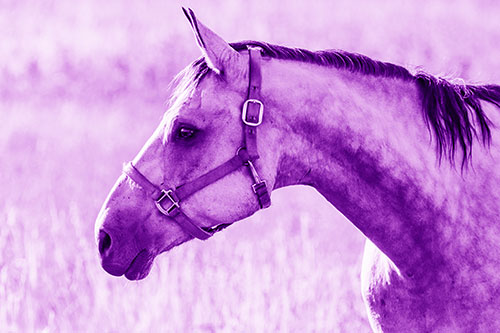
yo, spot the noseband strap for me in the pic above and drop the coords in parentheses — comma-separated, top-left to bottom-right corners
(123, 47, 271, 240)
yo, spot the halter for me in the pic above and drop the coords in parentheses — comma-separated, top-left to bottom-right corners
(123, 47, 271, 240)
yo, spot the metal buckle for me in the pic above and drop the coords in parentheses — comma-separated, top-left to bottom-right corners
(252, 180, 267, 194)
(245, 159, 261, 182)
(155, 189, 179, 216)
(245, 159, 268, 194)
(242, 99, 264, 126)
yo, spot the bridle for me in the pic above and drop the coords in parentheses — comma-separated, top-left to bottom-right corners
(123, 47, 271, 240)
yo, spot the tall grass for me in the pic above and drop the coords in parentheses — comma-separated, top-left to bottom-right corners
(1, 0, 500, 331)
(0, 96, 368, 331)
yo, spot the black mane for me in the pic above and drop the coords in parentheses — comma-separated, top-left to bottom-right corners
(186, 40, 499, 166)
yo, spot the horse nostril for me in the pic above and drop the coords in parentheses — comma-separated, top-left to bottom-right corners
(98, 230, 112, 256)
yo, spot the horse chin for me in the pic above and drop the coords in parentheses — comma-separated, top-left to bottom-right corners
(124, 250, 155, 280)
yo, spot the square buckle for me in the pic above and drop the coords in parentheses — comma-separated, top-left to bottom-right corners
(155, 189, 179, 216)
(252, 180, 267, 194)
(242, 99, 264, 126)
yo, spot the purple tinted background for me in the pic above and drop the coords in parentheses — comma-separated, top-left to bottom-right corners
(2, 0, 500, 331)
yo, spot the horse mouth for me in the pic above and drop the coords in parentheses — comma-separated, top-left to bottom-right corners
(124, 250, 154, 280)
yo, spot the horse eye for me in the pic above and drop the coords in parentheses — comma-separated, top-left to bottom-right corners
(177, 126, 197, 139)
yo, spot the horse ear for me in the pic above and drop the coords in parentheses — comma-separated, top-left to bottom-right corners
(182, 7, 241, 75)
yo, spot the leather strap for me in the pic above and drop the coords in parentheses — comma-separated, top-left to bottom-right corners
(123, 162, 162, 199)
(166, 206, 212, 240)
(253, 181, 271, 208)
(243, 47, 271, 209)
(244, 47, 263, 159)
(175, 149, 250, 200)
(123, 162, 213, 239)
(123, 150, 253, 240)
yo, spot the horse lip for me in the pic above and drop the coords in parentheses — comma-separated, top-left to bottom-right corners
(124, 249, 154, 280)
(101, 262, 127, 277)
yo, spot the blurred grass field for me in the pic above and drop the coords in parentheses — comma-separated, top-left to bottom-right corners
(1, 0, 500, 331)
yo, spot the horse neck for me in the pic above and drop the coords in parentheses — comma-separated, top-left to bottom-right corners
(264, 59, 460, 276)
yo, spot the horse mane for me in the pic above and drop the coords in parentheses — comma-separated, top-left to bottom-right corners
(183, 40, 499, 166)
(414, 74, 498, 166)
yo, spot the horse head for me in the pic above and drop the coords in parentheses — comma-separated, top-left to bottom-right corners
(95, 9, 281, 280)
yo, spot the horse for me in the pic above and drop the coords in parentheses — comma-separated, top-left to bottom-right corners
(95, 8, 500, 332)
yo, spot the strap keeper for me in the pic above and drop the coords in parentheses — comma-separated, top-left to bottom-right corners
(252, 181, 271, 209)
(252, 180, 267, 194)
